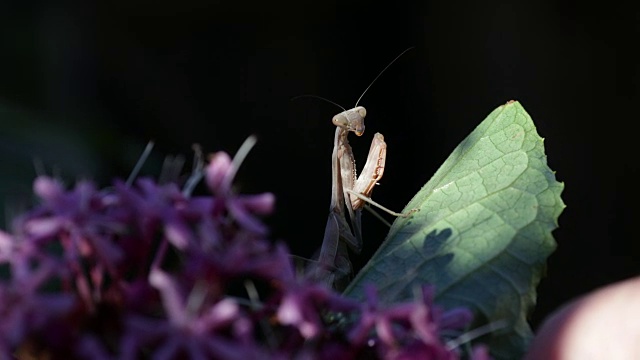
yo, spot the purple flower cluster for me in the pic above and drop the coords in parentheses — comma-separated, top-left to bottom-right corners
(0, 147, 489, 359)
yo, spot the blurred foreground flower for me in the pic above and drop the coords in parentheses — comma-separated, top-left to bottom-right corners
(0, 137, 488, 359)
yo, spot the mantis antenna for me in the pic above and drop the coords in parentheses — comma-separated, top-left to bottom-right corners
(353, 46, 415, 107)
(291, 46, 415, 111)
(290, 94, 346, 112)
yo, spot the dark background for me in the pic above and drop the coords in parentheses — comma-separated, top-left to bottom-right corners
(1, 1, 638, 329)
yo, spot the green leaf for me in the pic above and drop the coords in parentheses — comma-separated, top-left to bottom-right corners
(344, 101, 565, 359)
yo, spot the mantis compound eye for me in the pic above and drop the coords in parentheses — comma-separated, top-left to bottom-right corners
(332, 114, 349, 128)
(356, 106, 367, 118)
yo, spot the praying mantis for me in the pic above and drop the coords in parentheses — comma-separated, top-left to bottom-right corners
(308, 48, 416, 289)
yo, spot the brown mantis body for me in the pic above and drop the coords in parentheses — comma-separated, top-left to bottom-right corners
(305, 48, 415, 289)
(312, 107, 387, 287)
(312, 105, 412, 289)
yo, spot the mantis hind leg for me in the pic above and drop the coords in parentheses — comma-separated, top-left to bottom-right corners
(309, 212, 358, 288)
(346, 189, 417, 218)
(332, 242, 353, 291)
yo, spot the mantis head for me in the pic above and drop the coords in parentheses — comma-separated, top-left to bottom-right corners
(332, 106, 367, 136)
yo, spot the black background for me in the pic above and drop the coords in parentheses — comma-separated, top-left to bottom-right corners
(1, 1, 639, 329)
